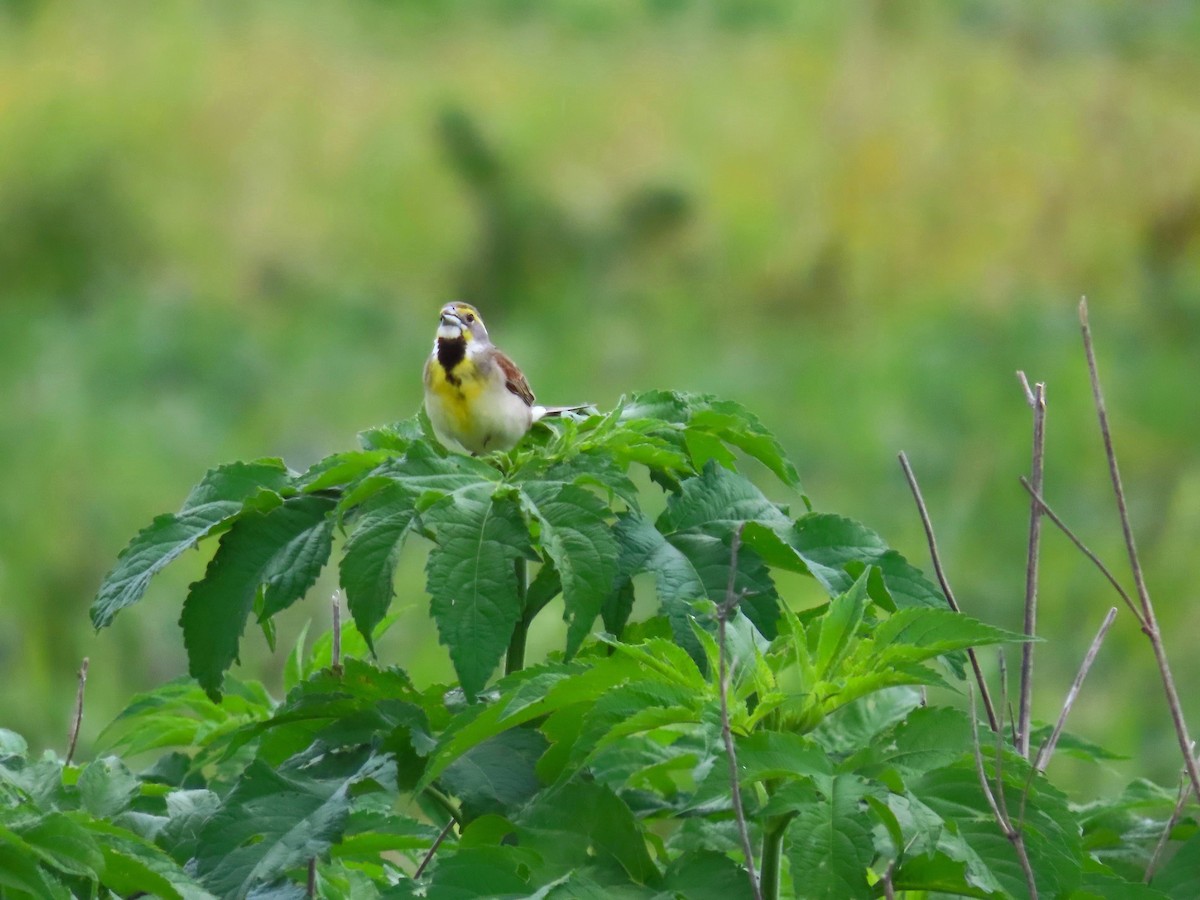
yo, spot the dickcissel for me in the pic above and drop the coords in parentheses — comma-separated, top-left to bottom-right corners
(423, 302, 582, 455)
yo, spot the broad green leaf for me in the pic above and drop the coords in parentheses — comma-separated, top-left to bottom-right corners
(1154, 829, 1200, 896)
(441, 729, 548, 821)
(181, 495, 336, 701)
(519, 782, 657, 884)
(296, 450, 391, 493)
(194, 752, 393, 897)
(78, 756, 140, 818)
(424, 484, 533, 700)
(889, 852, 998, 898)
(519, 482, 619, 659)
(420, 846, 534, 896)
(788, 513, 946, 610)
(840, 703, 970, 776)
(339, 482, 420, 650)
(86, 818, 217, 900)
(784, 775, 875, 900)
(812, 686, 924, 756)
(815, 568, 870, 678)
(661, 850, 755, 900)
(656, 462, 790, 536)
(17, 811, 105, 880)
(0, 826, 71, 897)
(873, 608, 1028, 664)
(92, 459, 293, 628)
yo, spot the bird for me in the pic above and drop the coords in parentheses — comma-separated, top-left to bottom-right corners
(423, 302, 586, 455)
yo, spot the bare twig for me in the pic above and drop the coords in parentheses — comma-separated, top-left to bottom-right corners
(414, 819, 456, 880)
(897, 452, 999, 733)
(66, 657, 89, 766)
(717, 524, 764, 900)
(1079, 298, 1200, 800)
(1016, 374, 1046, 759)
(331, 591, 343, 677)
(1018, 478, 1144, 626)
(997, 650, 1016, 748)
(306, 858, 317, 898)
(1034, 607, 1118, 773)
(969, 686, 1039, 899)
(1145, 749, 1196, 883)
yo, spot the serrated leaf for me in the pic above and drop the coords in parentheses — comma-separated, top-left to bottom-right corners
(815, 568, 870, 678)
(17, 811, 105, 880)
(78, 756, 140, 819)
(519, 482, 619, 659)
(874, 608, 1028, 664)
(86, 819, 218, 900)
(181, 495, 336, 701)
(788, 513, 946, 609)
(297, 450, 391, 493)
(656, 462, 790, 536)
(784, 775, 875, 899)
(339, 482, 420, 651)
(441, 729, 548, 821)
(194, 752, 392, 898)
(424, 484, 533, 700)
(92, 460, 294, 628)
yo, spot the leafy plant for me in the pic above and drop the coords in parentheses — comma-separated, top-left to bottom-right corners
(5, 390, 1196, 898)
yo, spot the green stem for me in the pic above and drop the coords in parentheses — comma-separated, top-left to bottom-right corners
(505, 557, 529, 675)
(760, 815, 790, 900)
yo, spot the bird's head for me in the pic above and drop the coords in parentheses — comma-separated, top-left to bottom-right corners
(436, 302, 489, 344)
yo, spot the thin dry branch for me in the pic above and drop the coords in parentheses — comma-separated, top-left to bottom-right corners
(1033, 607, 1118, 773)
(1079, 298, 1200, 801)
(897, 452, 999, 733)
(1018, 478, 1144, 627)
(414, 819, 456, 880)
(66, 657, 89, 766)
(1016, 373, 1046, 759)
(1145, 749, 1196, 883)
(718, 523, 764, 900)
(969, 686, 1039, 900)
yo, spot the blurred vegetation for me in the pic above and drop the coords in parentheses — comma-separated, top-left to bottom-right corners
(2, 0, 1200, 796)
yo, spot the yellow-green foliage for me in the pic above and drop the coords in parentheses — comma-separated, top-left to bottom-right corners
(2, 1, 1199, 789)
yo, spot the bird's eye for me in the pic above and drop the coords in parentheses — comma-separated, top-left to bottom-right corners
(465, 313, 476, 323)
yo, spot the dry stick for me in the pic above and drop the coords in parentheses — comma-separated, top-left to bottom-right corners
(413, 819, 456, 880)
(1033, 607, 1118, 773)
(898, 452, 1000, 733)
(969, 686, 1039, 900)
(1079, 298, 1200, 801)
(331, 590, 343, 677)
(306, 858, 317, 898)
(1145, 750, 1197, 883)
(1018, 479, 1144, 627)
(66, 657, 90, 766)
(1016, 374, 1046, 760)
(718, 524, 764, 900)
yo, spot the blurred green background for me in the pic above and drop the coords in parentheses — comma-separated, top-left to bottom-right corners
(3, 1, 1199, 794)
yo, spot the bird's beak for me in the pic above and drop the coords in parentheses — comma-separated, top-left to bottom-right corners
(440, 310, 461, 327)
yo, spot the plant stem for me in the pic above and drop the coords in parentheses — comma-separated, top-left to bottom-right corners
(759, 816, 789, 900)
(1016, 373, 1046, 759)
(65, 657, 89, 766)
(506, 557, 529, 675)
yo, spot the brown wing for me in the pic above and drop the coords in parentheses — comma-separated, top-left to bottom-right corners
(494, 349, 535, 407)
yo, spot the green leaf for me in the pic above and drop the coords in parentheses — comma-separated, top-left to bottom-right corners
(661, 850, 755, 900)
(815, 568, 870, 678)
(425, 484, 533, 700)
(0, 826, 70, 897)
(17, 811, 105, 880)
(787, 513, 946, 609)
(784, 775, 875, 899)
(78, 756, 140, 818)
(92, 460, 293, 628)
(194, 751, 393, 898)
(181, 494, 336, 700)
(656, 462, 791, 536)
(441, 729, 548, 821)
(339, 482, 420, 651)
(519, 482, 619, 659)
(1154, 829, 1200, 896)
(873, 608, 1028, 664)
(297, 450, 391, 493)
(519, 782, 658, 884)
(87, 819, 218, 900)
